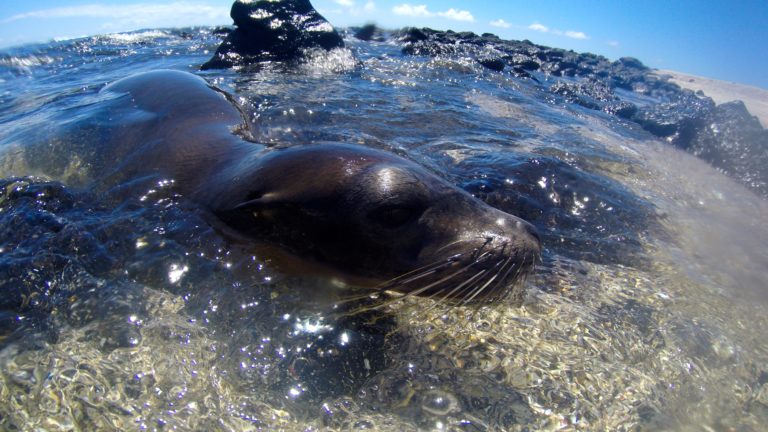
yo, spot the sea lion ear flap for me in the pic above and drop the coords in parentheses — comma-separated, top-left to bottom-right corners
(233, 197, 264, 211)
(217, 192, 286, 226)
(232, 191, 283, 211)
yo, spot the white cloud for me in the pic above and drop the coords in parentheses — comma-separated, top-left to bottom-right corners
(607, 40, 620, 47)
(528, 22, 588, 40)
(393, 4, 474, 22)
(437, 8, 474, 22)
(489, 19, 511, 29)
(393, 4, 432, 17)
(565, 30, 588, 40)
(322, 0, 376, 17)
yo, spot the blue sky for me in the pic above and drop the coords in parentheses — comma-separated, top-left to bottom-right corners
(1, 0, 766, 89)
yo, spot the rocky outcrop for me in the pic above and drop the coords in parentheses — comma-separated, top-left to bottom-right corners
(687, 101, 768, 192)
(394, 27, 768, 197)
(352, 24, 387, 42)
(201, 0, 344, 69)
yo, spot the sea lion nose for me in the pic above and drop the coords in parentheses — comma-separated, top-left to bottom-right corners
(494, 214, 541, 252)
(517, 219, 541, 244)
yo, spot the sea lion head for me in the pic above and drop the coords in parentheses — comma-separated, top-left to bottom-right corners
(216, 144, 541, 303)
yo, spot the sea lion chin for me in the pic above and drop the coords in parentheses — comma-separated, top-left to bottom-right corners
(101, 70, 541, 303)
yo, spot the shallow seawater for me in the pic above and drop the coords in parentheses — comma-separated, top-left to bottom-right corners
(1, 28, 767, 431)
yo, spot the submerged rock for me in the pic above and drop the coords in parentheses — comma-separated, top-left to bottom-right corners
(201, 0, 344, 69)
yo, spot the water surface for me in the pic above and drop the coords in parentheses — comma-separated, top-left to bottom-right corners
(1, 28, 767, 431)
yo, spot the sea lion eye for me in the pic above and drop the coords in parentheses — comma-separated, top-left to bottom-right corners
(368, 205, 421, 228)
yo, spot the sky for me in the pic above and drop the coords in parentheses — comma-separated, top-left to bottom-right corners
(0, 0, 766, 89)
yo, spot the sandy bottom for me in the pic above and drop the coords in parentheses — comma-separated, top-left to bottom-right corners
(654, 69, 768, 128)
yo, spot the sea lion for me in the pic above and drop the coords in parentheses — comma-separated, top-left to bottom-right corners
(13, 70, 542, 303)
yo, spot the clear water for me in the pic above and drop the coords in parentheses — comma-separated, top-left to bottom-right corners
(0, 28, 767, 431)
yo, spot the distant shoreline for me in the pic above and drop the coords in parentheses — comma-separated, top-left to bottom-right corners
(653, 69, 768, 128)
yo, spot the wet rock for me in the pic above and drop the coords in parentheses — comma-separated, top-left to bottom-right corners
(630, 92, 716, 145)
(211, 26, 233, 37)
(506, 54, 540, 71)
(510, 66, 537, 81)
(395, 27, 428, 44)
(478, 57, 505, 72)
(604, 101, 638, 119)
(393, 27, 768, 197)
(201, 0, 344, 69)
(352, 23, 386, 42)
(687, 101, 768, 195)
(616, 56, 648, 71)
(550, 79, 617, 110)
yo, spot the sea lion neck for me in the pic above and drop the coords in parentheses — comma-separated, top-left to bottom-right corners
(182, 140, 268, 210)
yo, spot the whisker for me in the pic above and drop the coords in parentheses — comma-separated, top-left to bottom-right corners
(461, 272, 500, 305)
(469, 250, 493, 266)
(503, 258, 529, 303)
(489, 255, 517, 300)
(331, 257, 463, 310)
(380, 254, 462, 287)
(337, 234, 542, 316)
(433, 235, 494, 255)
(361, 263, 474, 312)
(334, 254, 473, 315)
(479, 261, 512, 305)
(394, 265, 471, 298)
(433, 239, 469, 254)
(440, 268, 488, 301)
(425, 268, 488, 312)
(464, 253, 516, 304)
(333, 290, 387, 306)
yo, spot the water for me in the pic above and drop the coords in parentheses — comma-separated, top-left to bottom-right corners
(1, 28, 767, 431)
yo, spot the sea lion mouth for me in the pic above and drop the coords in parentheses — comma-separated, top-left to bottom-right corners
(377, 232, 541, 305)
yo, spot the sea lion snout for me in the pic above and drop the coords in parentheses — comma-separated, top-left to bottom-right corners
(493, 213, 542, 254)
(389, 191, 540, 303)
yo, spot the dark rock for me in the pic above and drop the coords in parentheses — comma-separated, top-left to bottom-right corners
(604, 101, 638, 119)
(211, 26, 233, 36)
(506, 55, 540, 71)
(630, 93, 715, 145)
(478, 58, 505, 72)
(550, 79, 617, 110)
(201, 0, 344, 69)
(395, 27, 429, 44)
(615, 57, 648, 70)
(510, 66, 537, 81)
(353, 23, 386, 42)
(687, 101, 768, 196)
(390, 26, 768, 198)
